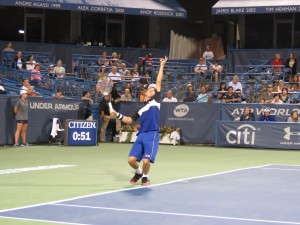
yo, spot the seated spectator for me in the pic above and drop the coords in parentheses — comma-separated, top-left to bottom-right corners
(124, 70, 133, 81)
(54, 60, 65, 78)
(272, 53, 284, 72)
(288, 75, 300, 91)
(131, 63, 140, 78)
(138, 71, 150, 89)
(271, 93, 283, 104)
(280, 87, 290, 103)
(185, 83, 194, 97)
(26, 54, 36, 71)
(275, 80, 285, 93)
(194, 58, 208, 76)
(228, 75, 243, 92)
(222, 86, 240, 103)
(140, 53, 153, 73)
(13, 51, 26, 69)
(263, 84, 274, 103)
(30, 64, 43, 87)
(95, 70, 113, 102)
(216, 82, 227, 102)
(259, 108, 276, 121)
(109, 52, 119, 67)
(259, 97, 266, 103)
(119, 63, 129, 76)
(21, 78, 30, 91)
(48, 64, 56, 77)
(196, 86, 212, 103)
(0, 79, 7, 94)
(123, 82, 134, 95)
(53, 90, 64, 99)
(97, 51, 109, 66)
(211, 60, 222, 82)
(183, 91, 196, 102)
(287, 110, 300, 122)
(203, 45, 214, 60)
(163, 90, 178, 102)
(108, 66, 122, 82)
(234, 106, 256, 121)
(121, 89, 132, 102)
(27, 86, 40, 97)
(3, 42, 14, 51)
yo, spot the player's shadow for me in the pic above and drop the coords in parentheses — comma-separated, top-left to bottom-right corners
(123, 187, 153, 196)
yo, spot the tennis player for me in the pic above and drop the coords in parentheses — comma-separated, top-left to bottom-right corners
(111, 56, 167, 186)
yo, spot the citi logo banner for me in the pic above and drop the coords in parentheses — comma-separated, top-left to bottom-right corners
(226, 124, 256, 145)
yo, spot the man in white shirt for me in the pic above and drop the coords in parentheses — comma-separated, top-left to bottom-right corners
(202, 46, 214, 60)
(163, 90, 177, 102)
(119, 63, 129, 76)
(228, 75, 243, 92)
(108, 66, 122, 81)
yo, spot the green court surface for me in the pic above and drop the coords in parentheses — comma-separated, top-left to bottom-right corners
(0, 144, 299, 225)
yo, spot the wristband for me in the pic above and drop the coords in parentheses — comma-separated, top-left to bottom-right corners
(117, 113, 124, 120)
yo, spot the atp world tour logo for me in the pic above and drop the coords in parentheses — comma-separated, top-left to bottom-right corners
(284, 127, 300, 140)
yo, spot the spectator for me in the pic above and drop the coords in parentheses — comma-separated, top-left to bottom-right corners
(13, 51, 26, 69)
(234, 106, 256, 121)
(287, 110, 300, 122)
(30, 64, 43, 87)
(211, 60, 223, 82)
(216, 82, 227, 102)
(109, 52, 119, 67)
(3, 42, 14, 51)
(185, 83, 194, 97)
(194, 58, 208, 76)
(0, 79, 7, 94)
(119, 63, 129, 77)
(163, 90, 178, 102)
(285, 53, 297, 78)
(48, 64, 55, 77)
(140, 53, 153, 73)
(26, 55, 36, 71)
(259, 97, 266, 103)
(280, 87, 290, 104)
(53, 90, 64, 99)
(14, 89, 29, 147)
(271, 93, 283, 104)
(121, 89, 133, 102)
(183, 91, 196, 102)
(228, 75, 243, 92)
(288, 75, 300, 91)
(271, 53, 284, 72)
(263, 84, 274, 103)
(202, 45, 214, 60)
(139, 71, 150, 89)
(196, 86, 212, 103)
(108, 66, 122, 82)
(275, 80, 285, 93)
(259, 108, 276, 121)
(21, 78, 30, 91)
(131, 63, 140, 78)
(95, 67, 113, 102)
(27, 86, 40, 97)
(54, 60, 65, 78)
(222, 86, 240, 103)
(97, 51, 109, 66)
(99, 92, 112, 142)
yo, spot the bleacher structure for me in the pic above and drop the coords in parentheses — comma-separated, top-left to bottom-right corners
(0, 50, 299, 103)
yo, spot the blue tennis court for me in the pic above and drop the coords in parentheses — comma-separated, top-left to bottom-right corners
(1, 164, 300, 225)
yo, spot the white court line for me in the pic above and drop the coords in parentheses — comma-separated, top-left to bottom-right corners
(0, 165, 76, 175)
(52, 203, 300, 225)
(261, 168, 300, 172)
(0, 164, 271, 213)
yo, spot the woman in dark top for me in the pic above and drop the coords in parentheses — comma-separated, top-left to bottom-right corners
(216, 82, 227, 102)
(234, 106, 256, 121)
(285, 53, 297, 77)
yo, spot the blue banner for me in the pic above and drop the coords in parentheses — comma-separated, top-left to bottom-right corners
(222, 103, 300, 122)
(215, 121, 300, 150)
(1, 0, 186, 18)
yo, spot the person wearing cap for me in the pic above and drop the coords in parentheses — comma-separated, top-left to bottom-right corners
(263, 84, 274, 103)
(48, 64, 55, 77)
(99, 92, 112, 142)
(111, 56, 168, 186)
(202, 45, 214, 60)
(259, 108, 276, 121)
(13, 90, 29, 147)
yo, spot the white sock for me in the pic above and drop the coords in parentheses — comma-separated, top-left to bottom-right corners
(142, 173, 148, 178)
(135, 167, 142, 174)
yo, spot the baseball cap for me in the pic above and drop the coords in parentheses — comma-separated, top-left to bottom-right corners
(147, 84, 156, 89)
(267, 85, 272, 87)
(49, 64, 54, 68)
(148, 53, 152, 57)
(264, 108, 270, 112)
(20, 89, 27, 95)
(102, 92, 109, 96)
